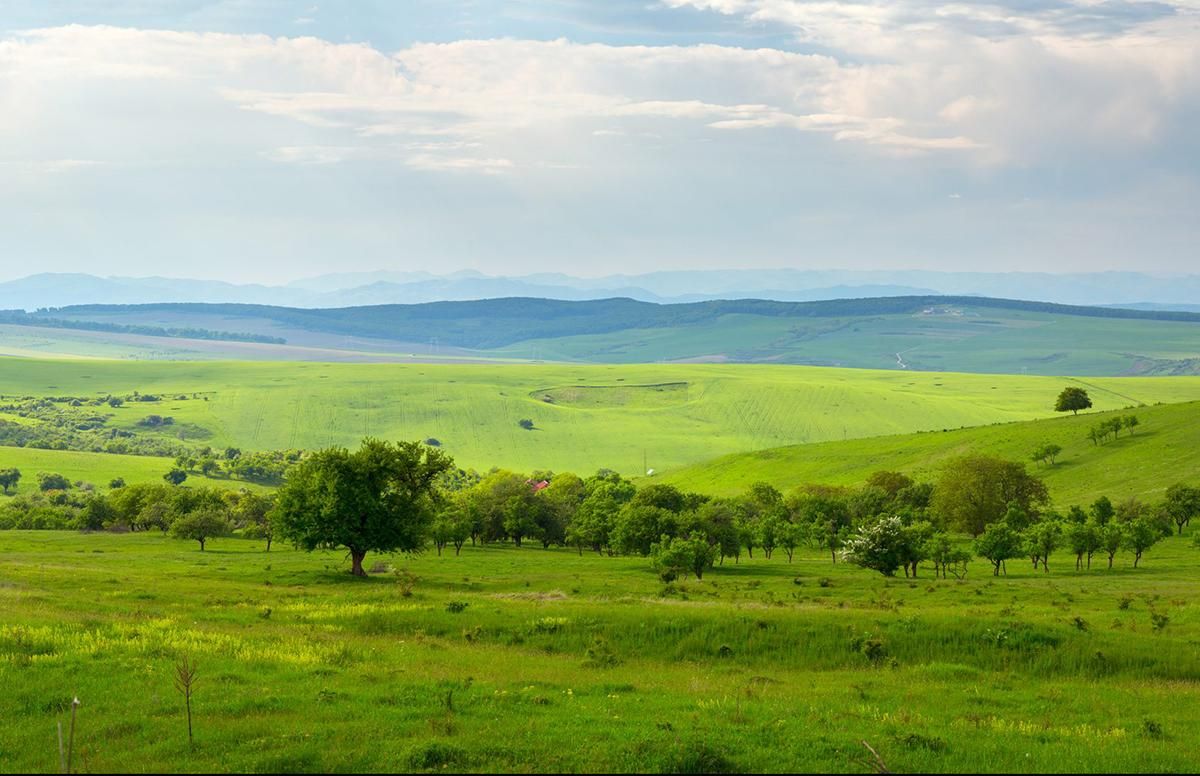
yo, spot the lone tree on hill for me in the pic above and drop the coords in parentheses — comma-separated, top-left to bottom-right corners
(1055, 387, 1092, 415)
(275, 439, 452, 577)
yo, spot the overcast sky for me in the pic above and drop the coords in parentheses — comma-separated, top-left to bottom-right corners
(0, 0, 1197, 283)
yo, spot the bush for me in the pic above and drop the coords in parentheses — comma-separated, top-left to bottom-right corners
(518, 419, 535, 430)
(37, 472, 71, 492)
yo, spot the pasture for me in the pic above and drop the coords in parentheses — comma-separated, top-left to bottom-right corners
(2, 531, 1199, 772)
(2, 357, 1200, 478)
(661, 400, 1200, 506)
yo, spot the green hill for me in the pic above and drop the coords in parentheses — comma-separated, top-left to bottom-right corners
(1, 357, 1199, 482)
(9, 295, 1200, 374)
(658, 400, 1200, 507)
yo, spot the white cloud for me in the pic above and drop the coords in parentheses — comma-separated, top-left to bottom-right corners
(662, 1, 1200, 163)
(0, 25, 1038, 171)
(0, 13, 1195, 278)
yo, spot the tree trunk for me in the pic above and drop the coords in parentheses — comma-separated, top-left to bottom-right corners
(199, 538, 205, 551)
(350, 549, 367, 577)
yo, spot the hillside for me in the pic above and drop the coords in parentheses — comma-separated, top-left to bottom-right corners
(658, 400, 1200, 506)
(1, 357, 1199, 480)
(7, 295, 1200, 374)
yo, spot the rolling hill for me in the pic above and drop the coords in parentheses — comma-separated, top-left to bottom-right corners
(1, 358, 1198, 481)
(5, 295, 1200, 375)
(657, 400, 1200, 507)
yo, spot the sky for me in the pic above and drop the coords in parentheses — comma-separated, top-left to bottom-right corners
(0, 0, 1197, 283)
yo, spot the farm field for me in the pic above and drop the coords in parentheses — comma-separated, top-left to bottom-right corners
(2, 531, 1199, 773)
(3, 357, 1200, 478)
(660, 401, 1200, 507)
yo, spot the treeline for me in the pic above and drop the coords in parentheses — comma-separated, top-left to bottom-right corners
(428, 456, 1195, 580)
(0, 480, 272, 546)
(4, 440, 1197, 581)
(171, 447, 303, 484)
(0, 309, 286, 344)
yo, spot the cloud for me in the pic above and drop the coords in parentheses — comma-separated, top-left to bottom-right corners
(0, 25, 1024, 169)
(662, 1, 1200, 163)
(0, 13, 1195, 278)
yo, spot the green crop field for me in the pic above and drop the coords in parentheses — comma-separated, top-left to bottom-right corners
(660, 401, 1200, 507)
(3, 357, 1200, 479)
(2, 531, 1199, 772)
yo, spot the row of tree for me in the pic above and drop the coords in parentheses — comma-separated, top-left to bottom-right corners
(3, 439, 1196, 582)
(1088, 415, 1139, 445)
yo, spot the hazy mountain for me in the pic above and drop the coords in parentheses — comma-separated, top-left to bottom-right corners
(3, 269, 1199, 311)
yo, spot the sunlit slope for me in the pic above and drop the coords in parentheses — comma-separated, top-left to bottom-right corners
(2, 358, 1198, 475)
(658, 401, 1200, 506)
(0, 447, 266, 495)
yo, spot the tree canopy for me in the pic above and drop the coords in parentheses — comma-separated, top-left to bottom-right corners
(1055, 387, 1093, 415)
(931, 455, 1049, 536)
(274, 439, 453, 576)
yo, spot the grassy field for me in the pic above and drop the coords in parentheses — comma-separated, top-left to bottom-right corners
(2, 531, 1199, 772)
(3, 357, 1200, 478)
(659, 401, 1200, 507)
(0, 448, 268, 497)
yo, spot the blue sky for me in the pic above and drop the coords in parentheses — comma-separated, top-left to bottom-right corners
(0, 0, 1197, 282)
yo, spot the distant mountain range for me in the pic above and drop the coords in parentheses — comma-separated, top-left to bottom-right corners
(2, 269, 1200, 311)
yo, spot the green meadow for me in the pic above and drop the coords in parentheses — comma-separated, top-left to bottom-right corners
(661, 401, 1200, 506)
(2, 531, 1199, 773)
(3, 357, 1200, 478)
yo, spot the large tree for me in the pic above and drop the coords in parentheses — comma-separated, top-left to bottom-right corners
(931, 455, 1049, 536)
(1055, 387, 1092, 415)
(275, 439, 452, 576)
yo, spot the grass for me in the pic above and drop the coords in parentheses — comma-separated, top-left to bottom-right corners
(2, 357, 1199, 478)
(0, 447, 267, 496)
(658, 401, 1200, 506)
(1, 530, 1199, 772)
